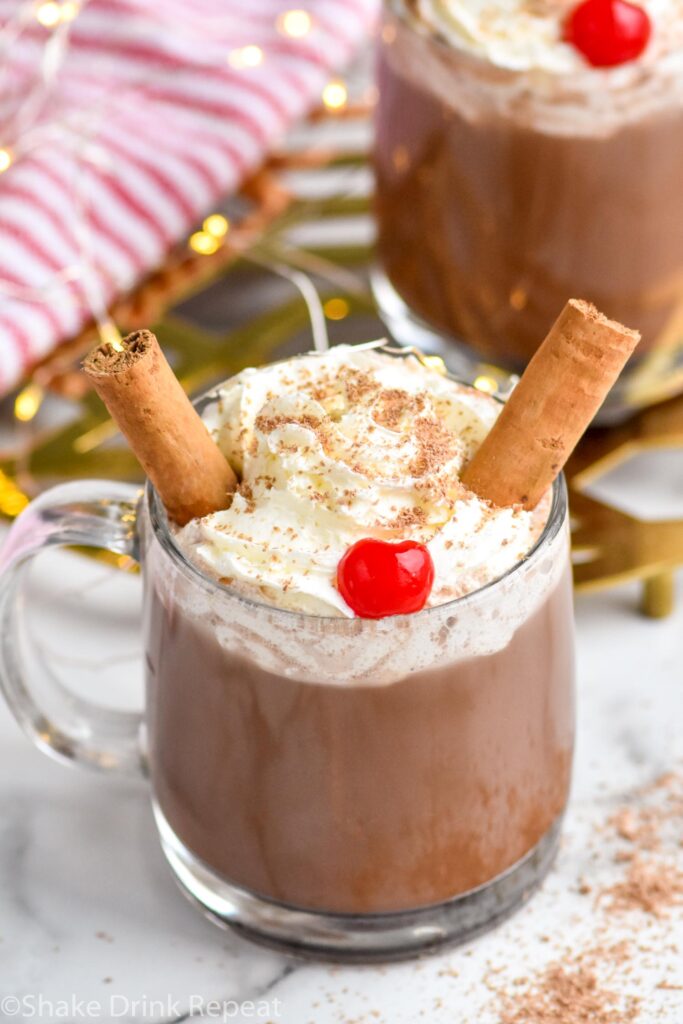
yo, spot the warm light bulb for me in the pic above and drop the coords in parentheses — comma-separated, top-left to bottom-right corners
(228, 45, 264, 69)
(59, 0, 80, 21)
(0, 148, 13, 174)
(421, 355, 447, 376)
(509, 286, 528, 311)
(323, 297, 349, 321)
(35, 1, 62, 26)
(473, 375, 499, 395)
(14, 384, 44, 423)
(277, 9, 313, 37)
(189, 231, 220, 255)
(0, 470, 29, 518)
(203, 214, 229, 238)
(322, 80, 348, 111)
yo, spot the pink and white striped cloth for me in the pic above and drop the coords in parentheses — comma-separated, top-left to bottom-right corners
(0, 0, 378, 394)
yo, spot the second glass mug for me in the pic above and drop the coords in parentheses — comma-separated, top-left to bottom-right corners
(0, 372, 575, 961)
(373, 0, 683, 420)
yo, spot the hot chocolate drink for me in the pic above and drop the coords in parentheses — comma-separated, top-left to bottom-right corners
(147, 563, 573, 914)
(143, 345, 574, 921)
(0, 310, 637, 960)
(375, 0, 683, 416)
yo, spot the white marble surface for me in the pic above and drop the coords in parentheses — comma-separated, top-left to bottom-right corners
(0, 523, 682, 1022)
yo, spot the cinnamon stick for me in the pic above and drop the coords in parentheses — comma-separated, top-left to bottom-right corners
(461, 300, 640, 509)
(83, 329, 236, 525)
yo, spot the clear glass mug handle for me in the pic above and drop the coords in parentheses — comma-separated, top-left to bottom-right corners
(0, 480, 145, 778)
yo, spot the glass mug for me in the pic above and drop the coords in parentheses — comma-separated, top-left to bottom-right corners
(373, 0, 683, 421)
(0, 370, 575, 961)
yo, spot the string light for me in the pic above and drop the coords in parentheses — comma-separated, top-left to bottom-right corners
(277, 10, 313, 38)
(228, 45, 264, 69)
(35, 1, 62, 27)
(322, 79, 348, 111)
(0, 470, 29, 518)
(14, 384, 44, 423)
(421, 355, 447, 375)
(189, 230, 220, 255)
(189, 215, 229, 255)
(473, 375, 499, 395)
(2, 0, 335, 399)
(59, 1, 80, 21)
(509, 286, 528, 311)
(98, 319, 123, 351)
(72, 420, 117, 453)
(34, 0, 79, 26)
(0, 0, 332, 497)
(203, 213, 229, 238)
(323, 297, 349, 320)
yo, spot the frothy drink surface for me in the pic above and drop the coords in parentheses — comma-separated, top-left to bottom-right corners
(144, 346, 574, 914)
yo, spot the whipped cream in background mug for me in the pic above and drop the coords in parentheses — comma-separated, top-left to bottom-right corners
(414, 0, 683, 74)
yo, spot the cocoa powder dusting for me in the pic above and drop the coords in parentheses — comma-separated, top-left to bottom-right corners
(372, 388, 423, 429)
(489, 771, 683, 1022)
(609, 808, 660, 850)
(254, 411, 326, 440)
(409, 417, 458, 477)
(237, 482, 256, 514)
(606, 857, 683, 918)
(601, 771, 683, 918)
(387, 506, 427, 530)
(340, 367, 381, 405)
(499, 961, 639, 1024)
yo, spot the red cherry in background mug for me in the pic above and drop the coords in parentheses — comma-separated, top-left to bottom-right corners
(565, 0, 651, 67)
(337, 538, 435, 619)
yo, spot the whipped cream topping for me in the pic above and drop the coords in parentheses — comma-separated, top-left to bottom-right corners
(413, 0, 683, 73)
(174, 345, 549, 618)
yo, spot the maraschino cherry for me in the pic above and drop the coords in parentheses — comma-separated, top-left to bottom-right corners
(337, 538, 435, 619)
(565, 0, 651, 67)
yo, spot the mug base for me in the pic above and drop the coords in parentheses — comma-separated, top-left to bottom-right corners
(154, 803, 563, 963)
(371, 267, 674, 426)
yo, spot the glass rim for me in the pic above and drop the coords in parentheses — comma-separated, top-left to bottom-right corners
(146, 342, 568, 623)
